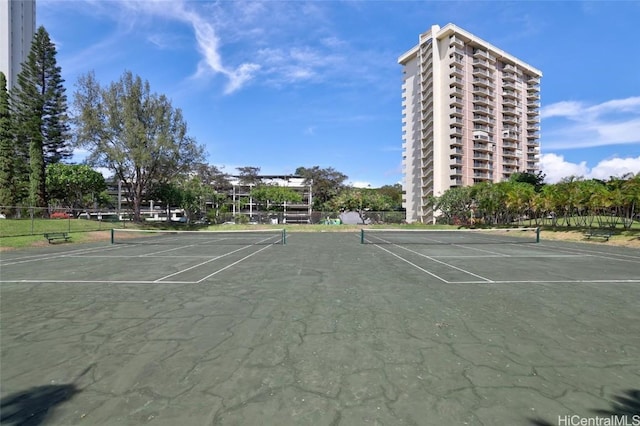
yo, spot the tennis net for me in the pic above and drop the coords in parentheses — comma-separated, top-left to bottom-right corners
(360, 228, 540, 245)
(111, 228, 286, 245)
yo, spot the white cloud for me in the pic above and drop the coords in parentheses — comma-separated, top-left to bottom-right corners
(540, 153, 640, 183)
(540, 153, 589, 183)
(541, 96, 640, 149)
(540, 101, 583, 119)
(351, 181, 372, 188)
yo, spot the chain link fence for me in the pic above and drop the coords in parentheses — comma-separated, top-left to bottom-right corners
(0, 207, 130, 238)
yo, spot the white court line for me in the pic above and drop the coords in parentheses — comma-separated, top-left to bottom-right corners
(431, 254, 586, 259)
(445, 279, 640, 284)
(0, 244, 126, 266)
(139, 244, 202, 257)
(196, 244, 273, 283)
(447, 244, 511, 257)
(0, 279, 194, 284)
(390, 244, 494, 282)
(66, 255, 215, 259)
(532, 243, 640, 264)
(373, 244, 451, 283)
(154, 245, 254, 282)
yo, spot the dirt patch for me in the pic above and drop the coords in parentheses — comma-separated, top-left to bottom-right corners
(541, 230, 640, 248)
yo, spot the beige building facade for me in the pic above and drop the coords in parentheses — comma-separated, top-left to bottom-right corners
(399, 24, 542, 223)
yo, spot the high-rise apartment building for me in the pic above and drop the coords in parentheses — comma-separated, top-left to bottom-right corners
(399, 24, 542, 223)
(1, 0, 36, 89)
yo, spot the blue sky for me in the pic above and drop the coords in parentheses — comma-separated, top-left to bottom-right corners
(37, 0, 640, 187)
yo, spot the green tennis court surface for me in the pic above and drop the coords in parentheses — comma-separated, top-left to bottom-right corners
(1, 231, 639, 425)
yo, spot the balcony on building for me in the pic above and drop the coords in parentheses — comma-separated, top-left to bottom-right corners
(473, 77, 495, 89)
(450, 136, 463, 147)
(474, 104, 493, 114)
(502, 89, 518, 99)
(473, 95, 491, 106)
(473, 58, 491, 69)
(502, 98, 518, 108)
(502, 71, 517, 82)
(473, 145, 492, 156)
(450, 54, 464, 66)
(450, 46, 466, 57)
(449, 35, 465, 48)
(450, 65, 463, 78)
(450, 76, 464, 88)
(473, 171, 492, 180)
(473, 132, 492, 142)
(450, 116, 464, 127)
(502, 80, 517, 91)
(450, 106, 463, 117)
(450, 126, 463, 137)
(473, 48, 494, 61)
(527, 92, 540, 101)
(473, 161, 492, 170)
(450, 95, 463, 107)
(450, 146, 464, 156)
(450, 166, 463, 177)
(421, 145, 433, 159)
(502, 115, 520, 126)
(421, 177, 434, 190)
(473, 123, 493, 133)
(503, 63, 518, 73)
(472, 67, 491, 78)
(473, 85, 493, 96)
(526, 75, 540, 85)
(421, 63, 433, 78)
(503, 130, 519, 141)
(450, 156, 463, 165)
(451, 86, 465, 97)
(502, 106, 518, 115)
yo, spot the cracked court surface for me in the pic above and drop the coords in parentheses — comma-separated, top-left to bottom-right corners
(1, 232, 639, 425)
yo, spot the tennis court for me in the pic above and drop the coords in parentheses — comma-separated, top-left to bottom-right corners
(1, 230, 639, 425)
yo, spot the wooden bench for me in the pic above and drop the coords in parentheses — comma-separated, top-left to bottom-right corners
(44, 232, 71, 243)
(584, 229, 612, 241)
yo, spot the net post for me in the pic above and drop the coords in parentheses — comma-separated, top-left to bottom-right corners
(111, 228, 115, 244)
(360, 229, 364, 244)
(536, 227, 540, 243)
(282, 229, 286, 245)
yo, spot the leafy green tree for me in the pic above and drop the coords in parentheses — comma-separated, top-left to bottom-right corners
(428, 186, 474, 225)
(193, 163, 230, 189)
(73, 71, 205, 221)
(251, 185, 302, 212)
(327, 188, 392, 224)
(295, 166, 348, 209)
(236, 166, 262, 186)
(149, 182, 184, 222)
(12, 26, 71, 209)
(0, 72, 15, 214)
(376, 183, 403, 210)
(46, 163, 106, 209)
(509, 171, 546, 192)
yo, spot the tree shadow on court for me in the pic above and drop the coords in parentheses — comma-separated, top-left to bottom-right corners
(528, 389, 640, 426)
(0, 383, 80, 425)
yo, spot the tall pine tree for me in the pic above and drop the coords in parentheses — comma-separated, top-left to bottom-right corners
(12, 26, 70, 209)
(0, 72, 16, 213)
